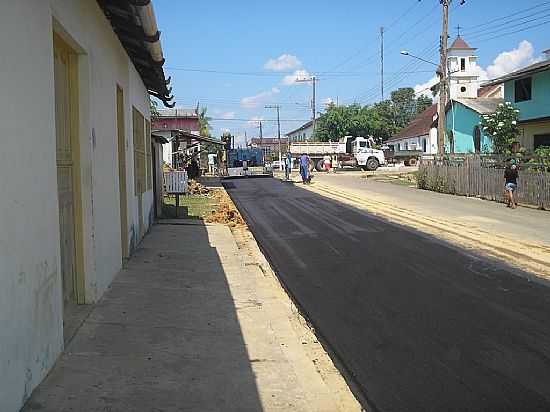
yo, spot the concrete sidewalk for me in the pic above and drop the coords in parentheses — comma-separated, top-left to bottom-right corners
(23, 222, 360, 412)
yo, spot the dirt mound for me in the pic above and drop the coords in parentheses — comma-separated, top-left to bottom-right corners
(204, 190, 246, 227)
(188, 180, 210, 195)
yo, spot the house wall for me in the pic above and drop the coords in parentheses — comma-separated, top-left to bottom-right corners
(518, 121, 550, 151)
(153, 117, 200, 133)
(505, 70, 550, 122)
(386, 131, 437, 154)
(504, 70, 550, 151)
(287, 125, 314, 142)
(0, 2, 153, 411)
(446, 102, 492, 153)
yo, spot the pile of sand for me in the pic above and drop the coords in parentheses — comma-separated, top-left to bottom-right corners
(188, 180, 210, 195)
(204, 190, 245, 227)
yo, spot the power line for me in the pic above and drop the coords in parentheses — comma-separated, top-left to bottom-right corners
(462, 1, 550, 30)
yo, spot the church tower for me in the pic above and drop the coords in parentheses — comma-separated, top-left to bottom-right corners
(447, 36, 479, 99)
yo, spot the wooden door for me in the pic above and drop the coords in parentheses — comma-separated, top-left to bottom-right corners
(117, 86, 129, 259)
(54, 35, 78, 308)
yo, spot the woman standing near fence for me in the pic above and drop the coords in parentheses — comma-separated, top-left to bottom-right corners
(504, 160, 519, 209)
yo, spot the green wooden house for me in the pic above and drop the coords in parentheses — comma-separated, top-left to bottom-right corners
(483, 53, 550, 151)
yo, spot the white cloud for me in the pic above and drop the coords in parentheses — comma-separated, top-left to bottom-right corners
(322, 97, 335, 107)
(282, 69, 311, 86)
(264, 54, 302, 71)
(486, 40, 539, 79)
(247, 116, 264, 127)
(414, 75, 439, 98)
(221, 111, 235, 119)
(241, 87, 280, 109)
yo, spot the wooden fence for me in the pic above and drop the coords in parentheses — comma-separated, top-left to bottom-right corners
(164, 171, 188, 194)
(418, 158, 550, 209)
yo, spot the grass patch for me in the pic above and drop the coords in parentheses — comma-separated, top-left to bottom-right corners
(162, 194, 218, 219)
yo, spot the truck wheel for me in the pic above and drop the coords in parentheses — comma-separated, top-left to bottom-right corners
(408, 158, 418, 166)
(365, 157, 379, 171)
(316, 159, 325, 172)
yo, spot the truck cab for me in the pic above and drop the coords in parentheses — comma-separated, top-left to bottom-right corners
(352, 136, 386, 171)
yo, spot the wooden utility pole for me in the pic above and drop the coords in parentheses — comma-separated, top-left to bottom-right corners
(380, 26, 385, 100)
(437, 0, 450, 157)
(296, 76, 317, 139)
(265, 105, 282, 170)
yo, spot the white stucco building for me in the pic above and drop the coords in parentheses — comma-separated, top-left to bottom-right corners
(0, 2, 173, 411)
(286, 120, 314, 142)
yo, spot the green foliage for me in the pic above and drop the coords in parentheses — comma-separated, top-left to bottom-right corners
(480, 102, 520, 154)
(314, 88, 433, 142)
(150, 98, 160, 122)
(198, 106, 212, 137)
(416, 167, 454, 194)
(531, 146, 550, 171)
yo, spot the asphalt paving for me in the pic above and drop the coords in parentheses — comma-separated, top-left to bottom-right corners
(224, 177, 550, 412)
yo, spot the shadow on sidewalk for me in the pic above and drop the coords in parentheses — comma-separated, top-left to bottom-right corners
(23, 223, 264, 412)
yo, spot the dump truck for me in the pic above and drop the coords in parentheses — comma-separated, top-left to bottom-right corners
(289, 136, 385, 171)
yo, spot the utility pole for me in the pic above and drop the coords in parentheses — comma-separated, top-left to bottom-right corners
(265, 105, 282, 170)
(296, 76, 318, 139)
(437, 0, 450, 158)
(380, 26, 385, 100)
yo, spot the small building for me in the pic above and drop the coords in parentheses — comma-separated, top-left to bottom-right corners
(386, 104, 438, 154)
(0, 2, 173, 411)
(445, 98, 504, 153)
(152, 107, 200, 135)
(286, 120, 314, 142)
(248, 137, 289, 159)
(483, 51, 550, 151)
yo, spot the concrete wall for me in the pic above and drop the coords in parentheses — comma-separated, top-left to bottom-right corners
(446, 102, 493, 154)
(0, 1, 153, 411)
(287, 125, 314, 142)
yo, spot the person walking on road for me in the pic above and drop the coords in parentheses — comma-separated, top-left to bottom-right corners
(285, 151, 293, 181)
(504, 160, 519, 209)
(323, 154, 332, 173)
(299, 153, 310, 184)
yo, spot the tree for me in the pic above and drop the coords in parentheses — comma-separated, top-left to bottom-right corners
(198, 106, 211, 137)
(480, 102, 520, 154)
(150, 97, 160, 122)
(390, 88, 417, 129)
(416, 95, 434, 115)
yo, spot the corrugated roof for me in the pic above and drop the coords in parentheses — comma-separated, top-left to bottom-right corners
(387, 104, 437, 142)
(483, 59, 550, 86)
(453, 98, 504, 114)
(449, 36, 476, 50)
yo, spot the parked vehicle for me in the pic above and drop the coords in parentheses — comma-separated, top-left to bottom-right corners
(382, 147, 423, 166)
(226, 148, 272, 177)
(289, 136, 385, 171)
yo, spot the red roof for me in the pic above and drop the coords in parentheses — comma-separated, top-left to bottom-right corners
(449, 36, 476, 50)
(387, 104, 437, 142)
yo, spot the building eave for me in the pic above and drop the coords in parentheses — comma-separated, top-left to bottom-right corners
(97, 0, 175, 107)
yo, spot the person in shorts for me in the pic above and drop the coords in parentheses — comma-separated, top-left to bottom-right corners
(323, 154, 332, 173)
(504, 161, 518, 209)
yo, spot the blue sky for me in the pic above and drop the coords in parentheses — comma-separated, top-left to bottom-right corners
(154, 0, 549, 144)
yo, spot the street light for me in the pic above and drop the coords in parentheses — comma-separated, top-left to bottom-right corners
(400, 50, 439, 67)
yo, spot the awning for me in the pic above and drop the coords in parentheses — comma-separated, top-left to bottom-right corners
(97, 0, 174, 107)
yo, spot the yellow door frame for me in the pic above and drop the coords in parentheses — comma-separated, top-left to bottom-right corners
(117, 85, 129, 259)
(54, 33, 86, 305)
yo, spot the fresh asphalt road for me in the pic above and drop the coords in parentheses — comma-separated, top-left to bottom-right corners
(224, 178, 550, 412)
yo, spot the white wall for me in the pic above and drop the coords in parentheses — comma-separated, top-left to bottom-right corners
(0, 2, 153, 411)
